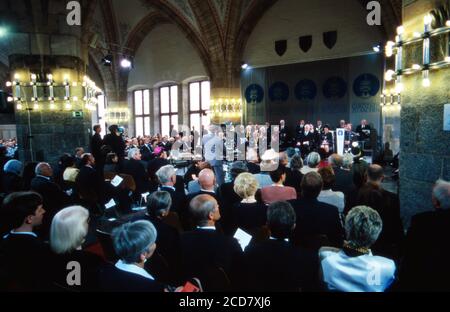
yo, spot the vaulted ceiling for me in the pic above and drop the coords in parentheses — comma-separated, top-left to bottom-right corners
(86, 0, 402, 100)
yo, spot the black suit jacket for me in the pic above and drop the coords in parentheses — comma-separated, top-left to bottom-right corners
(332, 166, 353, 195)
(132, 214, 182, 276)
(0, 233, 51, 291)
(288, 198, 344, 248)
(103, 133, 126, 160)
(76, 165, 105, 203)
(180, 228, 242, 284)
(356, 124, 372, 140)
(232, 202, 267, 234)
(160, 185, 187, 215)
(399, 209, 450, 291)
(30, 176, 69, 236)
(284, 168, 303, 194)
(90, 133, 103, 163)
(217, 182, 242, 234)
(121, 159, 149, 196)
(140, 144, 153, 162)
(98, 263, 165, 292)
(241, 239, 319, 291)
(49, 250, 104, 292)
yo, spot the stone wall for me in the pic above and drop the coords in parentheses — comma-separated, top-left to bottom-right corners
(399, 0, 450, 227)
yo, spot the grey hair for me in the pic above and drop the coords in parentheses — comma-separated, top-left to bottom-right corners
(290, 155, 303, 170)
(306, 152, 321, 168)
(128, 148, 140, 160)
(345, 206, 383, 249)
(147, 191, 172, 217)
(342, 153, 354, 169)
(433, 179, 450, 209)
(156, 165, 176, 184)
(35, 162, 50, 176)
(112, 220, 157, 264)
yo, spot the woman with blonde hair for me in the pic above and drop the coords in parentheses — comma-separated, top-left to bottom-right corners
(232, 173, 267, 233)
(49, 206, 104, 291)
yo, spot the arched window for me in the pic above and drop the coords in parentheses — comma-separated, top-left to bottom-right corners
(133, 89, 151, 137)
(160, 85, 178, 137)
(189, 81, 210, 135)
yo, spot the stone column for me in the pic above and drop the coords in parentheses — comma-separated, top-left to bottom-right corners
(399, 0, 450, 227)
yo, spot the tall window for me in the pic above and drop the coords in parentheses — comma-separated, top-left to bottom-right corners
(189, 81, 210, 135)
(134, 89, 151, 137)
(160, 85, 178, 137)
(97, 94, 107, 137)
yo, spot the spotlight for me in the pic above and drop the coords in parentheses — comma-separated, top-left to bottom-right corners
(6, 81, 12, 87)
(7, 96, 13, 102)
(120, 58, 132, 69)
(0, 26, 7, 38)
(447, 20, 450, 27)
(372, 45, 381, 53)
(102, 55, 113, 66)
(241, 63, 249, 70)
(384, 70, 396, 82)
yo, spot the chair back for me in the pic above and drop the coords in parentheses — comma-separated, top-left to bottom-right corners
(96, 229, 119, 263)
(201, 266, 232, 292)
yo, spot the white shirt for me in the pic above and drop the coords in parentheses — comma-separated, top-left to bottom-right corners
(318, 189, 345, 213)
(3, 231, 38, 239)
(197, 226, 216, 231)
(320, 249, 396, 292)
(300, 167, 318, 175)
(115, 260, 155, 280)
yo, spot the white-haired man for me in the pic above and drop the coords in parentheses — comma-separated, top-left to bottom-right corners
(156, 165, 187, 214)
(400, 179, 450, 291)
(121, 148, 149, 199)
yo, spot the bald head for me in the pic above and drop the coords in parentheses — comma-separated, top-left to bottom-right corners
(367, 164, 384, 183)
(189, 194, 220, 226)
(198, 168, 216, 191)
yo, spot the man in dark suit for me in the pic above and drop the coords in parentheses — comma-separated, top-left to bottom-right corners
(242, 201, 319, 291)
(156, 165, 187, 215)
(187, 168, 219, 203)
(180, 194, 242, 291)
(140, 137, 153, 162)
(0, 192, 50, 291)
(295, 120, 306, 144)
(75, 153, 105, 210)
(328, 154, 353, 195)
(147, 147, 169, 192)
(288, 172, 344, 249)
(399, 179, 450, 291)
(121, 148, 149, 200)
(103, 125, 126, 161)
(30, 162, 70, 238)
(356, 119, 372, 141)
(298, 125, 315, 157)
(356, 165, 404, 259)
(279, 120, 290, 150)
(90, 125, 104, 171)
